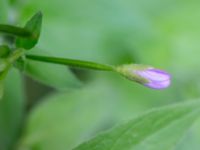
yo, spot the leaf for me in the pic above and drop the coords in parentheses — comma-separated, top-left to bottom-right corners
(0, 0, 8, 23)
(73, 101, 200, 150)
(0, 81, 3, 99)
(16, 11, 42, 50)
(0, 68, 25, 150)
(17, 84, 117, 150)
(15, 48, 82, 89)
(18, 55, 82, 89)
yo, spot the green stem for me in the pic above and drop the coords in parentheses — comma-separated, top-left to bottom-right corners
(0, 24, 32, 37)
(0, 49, 24, 81)
(8, 49, 24, 63)
(26, 55, 115, 71)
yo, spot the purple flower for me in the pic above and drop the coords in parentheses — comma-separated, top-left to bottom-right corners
(116, 64, 171, 90)
(134, 68, 171, 89)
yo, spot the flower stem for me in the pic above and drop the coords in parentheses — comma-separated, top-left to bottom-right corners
(0, 24, 32, 38)
(26, 55, 115, 71)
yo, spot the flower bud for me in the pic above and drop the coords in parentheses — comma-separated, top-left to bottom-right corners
(116, 64, 171, 89)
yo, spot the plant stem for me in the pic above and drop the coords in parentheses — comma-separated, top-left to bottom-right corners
(0, 24, 32, 38)
(26, 55, 115, 71)
(8, 49, 24, 63)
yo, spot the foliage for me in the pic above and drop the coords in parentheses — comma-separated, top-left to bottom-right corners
(0, 0, 200, 150)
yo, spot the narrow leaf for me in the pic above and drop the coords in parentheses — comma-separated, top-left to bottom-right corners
(0, 69, 25, 150)
(73, 101, 200, 150)
(16, 11, 42, 50)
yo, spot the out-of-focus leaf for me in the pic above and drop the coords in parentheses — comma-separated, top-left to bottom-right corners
(74, 101, 200, 150)
(17, 82, 118, 150)
(0, 0, 8, 23)
(22, 58, 82, 89)
(16, 73, 200, 150)
(19, 0, 141, 64)
(16, 48, 82, 89)
(174, 118, 200, 150)
(16, 11, 42, 50)
(0, 68, 25, 150)
(20, 0, 200, 69)
(0, 81, 3, 99)
(0, 58, 11, 81)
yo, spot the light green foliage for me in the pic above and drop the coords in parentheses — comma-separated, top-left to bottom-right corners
(19, 0, 200, 68)
(23, 59, 82, 89)
(17, 82, 118, 150)
(18, 87, 200, 150)
(74, 101, 200, 150)
(0, 0, 8, 23)
(1, 0, 200, 150)
(21, 49, 82, 89)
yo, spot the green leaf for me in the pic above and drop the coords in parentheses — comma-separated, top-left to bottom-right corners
(0, 68, 25, 150)
(73, 101, 200, 150)
(17, 84, 117, 150)
(0, 0, 8, 23)
(21, 58, 82, 89)
(15, 48, 82, 89)
(0, 81, 3, 99)
(16, 11, 42, 50)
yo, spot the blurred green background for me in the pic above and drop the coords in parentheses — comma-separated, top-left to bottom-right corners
(1, 0, 200, 149)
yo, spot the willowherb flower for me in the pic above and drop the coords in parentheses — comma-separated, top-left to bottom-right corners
(116, 64, 171, 89)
